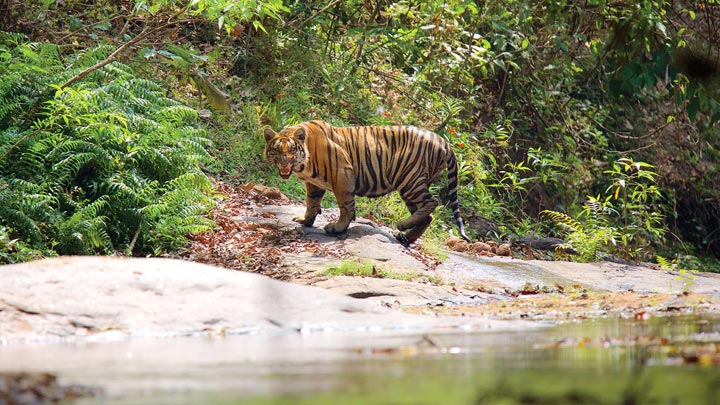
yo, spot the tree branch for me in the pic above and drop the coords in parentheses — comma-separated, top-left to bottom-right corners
(59, 18, 193, 90)
(0, 128, 41, 162)
(59, 27, 150, 90)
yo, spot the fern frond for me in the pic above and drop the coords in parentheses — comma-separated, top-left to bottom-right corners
(656, 255, 677, 271)
(126, 113, 158, 134)
(0, 31, 27, 47)
(8, 178, 43, 193)
(157, 105, 199, 124)
(1, 208, 44, 243)
(52, 152, 97, 179)
(165, 171, 213, 191)
(1, 39, 215, 258)
(54, 197, 112, 254)
(69, 45, 113, 69)
(74, 196, 110, 220)
(125, 77, 163, 98)
(541, 210, 583, 233)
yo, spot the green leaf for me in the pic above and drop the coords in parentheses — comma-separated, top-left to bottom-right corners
(252, 20, 267, 33)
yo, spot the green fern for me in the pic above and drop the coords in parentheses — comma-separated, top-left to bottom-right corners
(54, 197, 112, 254)
(656, 255, 674, 271)
(542, 205, 616, 262)
(541, 210, 582, 234)
(0, 226, 45, 263)
(0, 36, 216, 262)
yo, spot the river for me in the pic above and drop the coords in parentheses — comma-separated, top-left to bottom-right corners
(2, 314, 719, 404)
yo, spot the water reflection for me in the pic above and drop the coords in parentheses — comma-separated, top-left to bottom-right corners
(2, 315, 719, 404)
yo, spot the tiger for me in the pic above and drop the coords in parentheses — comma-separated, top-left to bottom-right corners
(263, 120, 472, 246)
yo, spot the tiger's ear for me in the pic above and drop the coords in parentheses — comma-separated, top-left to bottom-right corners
(263, 127, 276, 143)
(294, 127, 306, 142)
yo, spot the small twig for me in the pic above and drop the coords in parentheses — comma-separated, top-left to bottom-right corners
(612, 141, 658, 154)
(116, 16, 132, 41)
(0, 128, 41, 162)
(128, 223, 142, 254)
(355, 64, 440, 119)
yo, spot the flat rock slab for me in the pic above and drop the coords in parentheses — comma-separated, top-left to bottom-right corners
(312, 275, 508, 308)
(0, 256, 531, 344)
(531, 259, 720, 293)
(437, 254, 720, 294)
(251, 205, 427, 274)
(238, 203, 720, 296)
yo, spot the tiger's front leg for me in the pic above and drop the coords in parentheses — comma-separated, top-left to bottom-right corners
(294, 183, 325, 227)
(325, 190, 356, 235)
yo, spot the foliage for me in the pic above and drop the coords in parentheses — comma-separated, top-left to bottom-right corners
(542, 206, 615, 263)
(603, 158, 666, 257)
(3, 0, 720, 268)
(183, 0, 288, 34)
(542, 158, 665, 261)
(324, 259, 416, 281)
(0, 34, 214, 261)
(217, 0, 718, 266)
(0, 227, 45, 264)
(656, 255, 700, 293)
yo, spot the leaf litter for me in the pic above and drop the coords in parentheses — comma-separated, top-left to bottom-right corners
(177, 180, 350, 280)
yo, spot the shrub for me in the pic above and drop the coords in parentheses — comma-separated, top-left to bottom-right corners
(0, 33, 214, 261)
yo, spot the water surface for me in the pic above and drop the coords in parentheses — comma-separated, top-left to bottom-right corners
(3, 314, 719, 404)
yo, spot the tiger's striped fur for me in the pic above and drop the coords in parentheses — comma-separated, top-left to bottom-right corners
(263, 120, 471, 245)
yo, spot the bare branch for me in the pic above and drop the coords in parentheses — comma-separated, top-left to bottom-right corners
(59, 18, 193, 90)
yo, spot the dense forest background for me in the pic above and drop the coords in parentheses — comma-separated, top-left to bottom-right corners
(1, 0, 719, 271)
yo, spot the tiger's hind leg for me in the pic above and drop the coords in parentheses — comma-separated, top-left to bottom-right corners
(395, 215, 433, 246)
(395, 184, 437, 245)
(397, 181, 437, 231)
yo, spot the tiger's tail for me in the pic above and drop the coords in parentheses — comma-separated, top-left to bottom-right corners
(446, 150, 471, 243)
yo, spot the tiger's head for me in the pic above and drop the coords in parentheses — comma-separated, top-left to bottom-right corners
(263, 125, 308, 180)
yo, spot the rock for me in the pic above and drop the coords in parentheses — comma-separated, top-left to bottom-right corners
(0, 256, 484, 343)
(254, 205, 429, 274)
(252, 184, 288, 201)
(436, 254, 580, 293)
(663, 294, 690, 311)
(471, 242, 492, 254)
(464, 213, 500, 237)
(229, 201, 720, 296)
(0, 372, 100, 403)
(512, 236, 577, 254)
(313, 276, 506, 307)
(495, 243, 511, 256)
(446, 236, 470, 252)
(436, 253, 720, 294)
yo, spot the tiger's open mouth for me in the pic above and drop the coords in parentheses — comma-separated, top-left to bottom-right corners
(279, 165, 292, 179)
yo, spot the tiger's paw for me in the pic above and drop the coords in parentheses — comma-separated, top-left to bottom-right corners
(393, 231, 411, 247)
(293, 216, 316, 227)
(324, 222, 349, 235)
